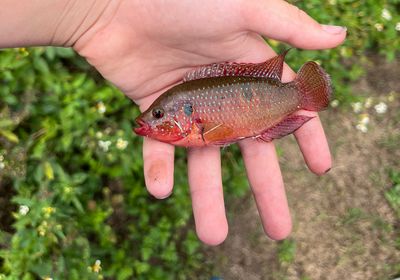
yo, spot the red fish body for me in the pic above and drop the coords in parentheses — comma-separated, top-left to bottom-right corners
(134, 51, 332, 147)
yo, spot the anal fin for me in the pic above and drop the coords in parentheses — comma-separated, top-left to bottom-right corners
(258, 115, 313, 142)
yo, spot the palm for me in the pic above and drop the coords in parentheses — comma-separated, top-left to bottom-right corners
(76, 1, 267, 106)
(75, 0, 346, 245)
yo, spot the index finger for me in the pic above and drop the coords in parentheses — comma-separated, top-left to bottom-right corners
(242, 0, 346, 49)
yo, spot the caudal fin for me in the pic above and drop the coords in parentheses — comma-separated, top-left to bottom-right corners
(295, 62, 332, 111)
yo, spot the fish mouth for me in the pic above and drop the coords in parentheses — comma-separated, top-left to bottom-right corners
(134, 117, 151, 136)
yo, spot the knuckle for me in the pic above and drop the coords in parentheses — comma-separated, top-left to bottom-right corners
(294, 6, 309, 22)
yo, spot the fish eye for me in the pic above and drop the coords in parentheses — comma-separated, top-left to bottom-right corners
(152, 108, 164, 119)
(183, 103, 193, 116)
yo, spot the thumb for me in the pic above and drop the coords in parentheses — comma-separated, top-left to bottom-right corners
(242, 0, 346, 49)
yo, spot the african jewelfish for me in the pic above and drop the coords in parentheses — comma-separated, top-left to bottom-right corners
(134, 50, 332, 147)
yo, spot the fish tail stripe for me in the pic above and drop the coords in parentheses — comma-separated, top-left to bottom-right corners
(295, 62, 332, 112)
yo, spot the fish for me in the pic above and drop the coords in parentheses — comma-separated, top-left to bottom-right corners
(134, 50, 332, 147)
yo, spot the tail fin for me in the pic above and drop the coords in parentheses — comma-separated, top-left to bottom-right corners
(295, 62, 332, 111)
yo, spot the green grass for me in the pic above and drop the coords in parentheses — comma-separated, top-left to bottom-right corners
(277, 239, 296, 264)
(386, 170, 400, 278)
(386, 171, 400, 218)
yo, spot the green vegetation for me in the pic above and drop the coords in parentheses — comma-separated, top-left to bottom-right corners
(0, 0, 399, 279)
(386, 171, 400, 253)
(277, 239, 296, 264)
(386, 171, 400, 218)
(277, 0, 400, 104)
(0, 47, 195, 279)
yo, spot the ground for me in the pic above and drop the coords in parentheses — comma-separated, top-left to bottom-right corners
(204, 57, 400, 280)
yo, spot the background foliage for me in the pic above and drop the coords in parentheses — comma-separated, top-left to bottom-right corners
(0, 0, 399, 279)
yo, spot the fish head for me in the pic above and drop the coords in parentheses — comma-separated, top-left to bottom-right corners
(134, 96, 195, 143)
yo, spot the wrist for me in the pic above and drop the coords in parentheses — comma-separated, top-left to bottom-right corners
(0, 0, 121, 48)
(52, 0, 122, 47)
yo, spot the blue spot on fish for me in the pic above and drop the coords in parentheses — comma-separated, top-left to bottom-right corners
(184, 103, 193, 116)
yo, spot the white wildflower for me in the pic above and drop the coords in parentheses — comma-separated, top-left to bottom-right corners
(374, 23, 384, 32)
(396, 22, 400, 31)
(98, 140, 112, 152)
(95, 131, 103, 139)
(364, 97, 373, 108)
(374, 102, 387, 114)
(359, 114, 370, 125)
(351, 102, 363, 113)
(330, 100, 339, 108)
(356, 123, 368, 133)
(356, 113, 370, 133)
(92, 260, 102, 273)
(19, 205, 29, 216)
(96, 101, 106, 114)
(381, 8, 392, 21)
(116, 138, 128, 150)
(0, 155, 4, 161)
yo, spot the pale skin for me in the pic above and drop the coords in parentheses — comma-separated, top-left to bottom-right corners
(1, 0, 346, 245)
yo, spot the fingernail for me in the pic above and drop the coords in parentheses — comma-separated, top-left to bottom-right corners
(322, 24, 347, 34)
(324, 167, 331, 174)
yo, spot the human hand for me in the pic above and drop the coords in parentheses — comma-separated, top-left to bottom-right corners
(72, 0, 346, 245)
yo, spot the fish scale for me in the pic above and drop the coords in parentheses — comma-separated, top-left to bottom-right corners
(172, 76, 301, 137)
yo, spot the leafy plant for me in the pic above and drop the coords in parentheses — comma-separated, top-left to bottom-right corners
(0, 48, 207, 279)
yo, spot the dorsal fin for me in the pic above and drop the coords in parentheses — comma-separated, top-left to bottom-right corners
(183, 49, 290, 82)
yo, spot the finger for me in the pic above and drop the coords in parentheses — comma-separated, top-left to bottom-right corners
(239, 139, 291, 240)
(187, 146, 228, 245)
(242, 0, 346, 49)
(293, 111, 332, 175)
(143, 138, 175, 199)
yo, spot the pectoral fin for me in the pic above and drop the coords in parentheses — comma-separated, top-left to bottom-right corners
(197, 122, 235, 144)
